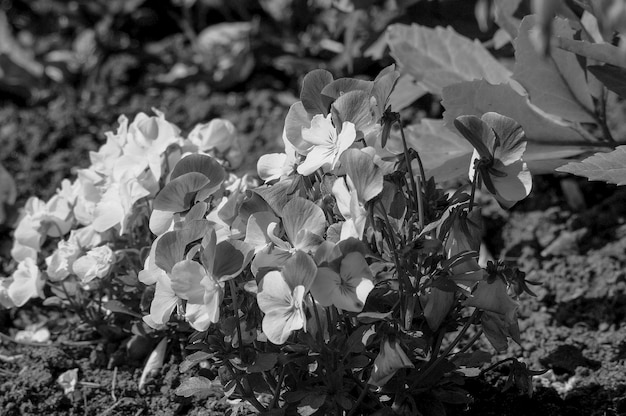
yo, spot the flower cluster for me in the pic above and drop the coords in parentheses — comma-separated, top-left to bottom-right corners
(3, 67, 538, 413)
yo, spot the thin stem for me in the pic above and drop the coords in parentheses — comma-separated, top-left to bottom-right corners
(228, 280, 244, 357)
(479, 357, 516, 377)
(468, 170, 479, 213)
(269, 365, 287, 409)
(415, 174, 425, 231)
(309, 292, 324, 344)
(454, 328, 483, 356)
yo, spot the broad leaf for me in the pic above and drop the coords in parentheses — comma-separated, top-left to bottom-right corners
(387, 23, 511, 96)
(513, 16, 595, 122)
(398, 119, 473, 182)
(174, 376, 212, 399)
(588, 64, 626, 99)
(442, 80, 586, 143)
(556, 145, 626, 185)
(556, 36, 626, 69)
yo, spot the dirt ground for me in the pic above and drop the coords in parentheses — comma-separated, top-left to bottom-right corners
(2, 176, 626, 416)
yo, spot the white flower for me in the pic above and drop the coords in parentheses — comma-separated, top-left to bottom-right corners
(297, 114, 356, 176)
(73, 246, 115, 283)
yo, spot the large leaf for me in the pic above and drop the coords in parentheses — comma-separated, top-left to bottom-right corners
(588, 64, 626, 99)
(397, 119, 473, 182)
(513, 16, 595, 122)
(387, 23, 511, 96)
(555, 36, 626, 69)
(556, 146, 626, 185)
(441, 80, 586, 143)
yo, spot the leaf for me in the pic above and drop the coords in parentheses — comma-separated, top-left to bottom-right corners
(174, 376, 213, 399)
(442, 80, 586, 143)
(513, 16, 595, 122)
(179, 351, 213, 373)
(103, 300, 143, 319)
(556, 145, 626, 185)
(297, 393, 327, 416)
(555, 36, 626, 69)
(397, 119, 473, 182)
(588, 64, 626, 99)
(387, 23, 511, 96)
(387, 74, 427, 113)
(246, 353, 278, 373)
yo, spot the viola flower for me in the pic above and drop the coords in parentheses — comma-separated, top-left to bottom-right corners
(296, 114, 356, 176)
(7, 257, 45, 307)
(188, 118, 243, 168)
(454, 112, 532, 208)
(123, 111, 182, 181)
(257, 251, 317, 344)
(368, 339, 415, 388)
(46, 239, 81, 282)
(251, 197, 326, 275)
(72, 245, 115, 283)
(11, 195, 73, 262)
(169, 259, 223, 331)
(143, 271, 179, 329)
(257, 136, 298, 182)
(310, 251, 375, 312)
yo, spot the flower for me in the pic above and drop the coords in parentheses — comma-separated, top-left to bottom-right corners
(7, 257, 44, 307)
(257, 251, 317, 344)
(72, 245, 115, 283)
(368, 339, 414, 388)
(296, 114, 356, 176)
(169, 259, 223, 331)
(454, 112, 532, 208)
(46, 239, 81, 282)
(310, 251, 374, 312)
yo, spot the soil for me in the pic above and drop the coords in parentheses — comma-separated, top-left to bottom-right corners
(2, 175, 626, 415)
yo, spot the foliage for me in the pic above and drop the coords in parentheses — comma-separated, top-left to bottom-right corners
(4, 0, 626, 415)
(0, 64, 543, 414)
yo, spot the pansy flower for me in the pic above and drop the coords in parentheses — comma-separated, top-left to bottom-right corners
(251, 197, 326, 275)
(296, 114, 356, 176)
(310, 246, 375, 313)
(257, 251, 317, 344)
(454, 112, 532, 208)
